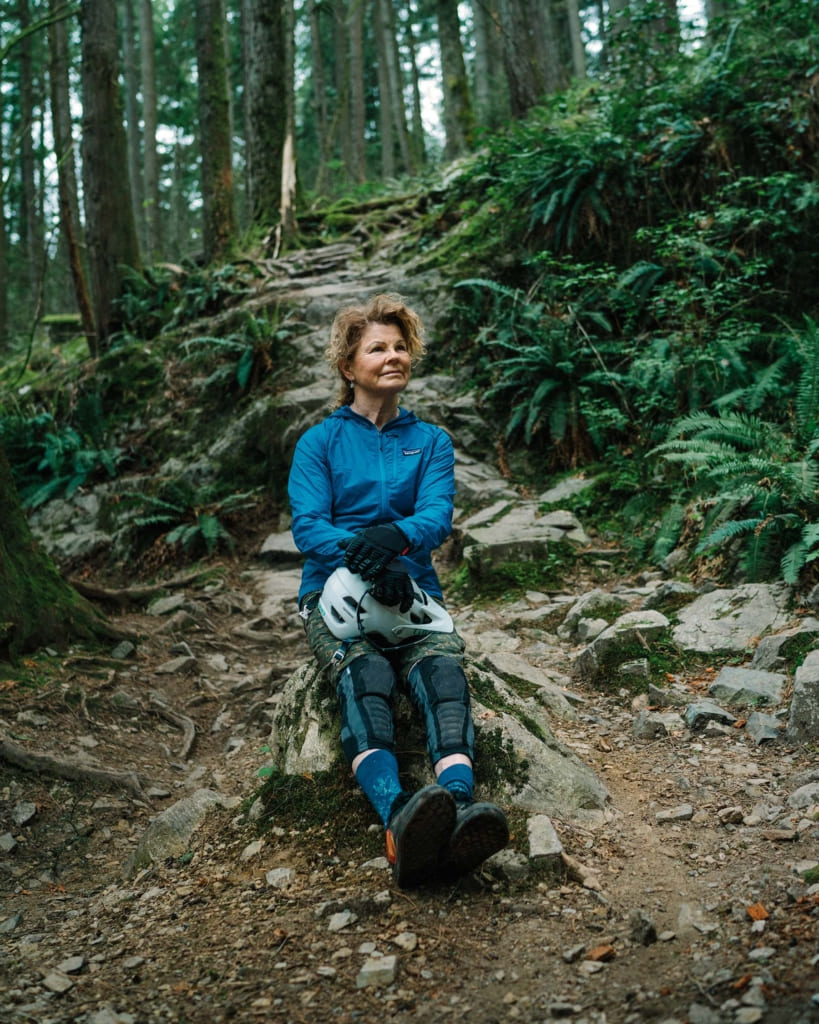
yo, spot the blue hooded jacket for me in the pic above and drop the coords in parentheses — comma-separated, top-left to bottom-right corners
(288, 404, 455, 602)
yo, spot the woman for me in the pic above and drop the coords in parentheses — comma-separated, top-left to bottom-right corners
(288, 293, 508, 888)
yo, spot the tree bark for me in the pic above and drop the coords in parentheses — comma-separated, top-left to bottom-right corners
(48, 0, 95, 352)
(497, 0, 566, 117)
(472, 0, 508, 130)
(0, 441, 108, 663)
(566, 0, 586, 78)
(79, 0, 141, 348)
(347, 0, 367, 182)
(243, 0, 286, 226)
(195, 0, 237, 264)
(402, 0, 427, 167)
(279, 0, 298, 246)
(140, 0, 161, 259)
(121, 0, 145, 256)
(382, 0, 414, 174)
(436, 0, 474, 159)
(0, 89, 8, 350)
(18, 0, 45, 310)
(374, 0, 396, 178)
(307, 0, 330, 193)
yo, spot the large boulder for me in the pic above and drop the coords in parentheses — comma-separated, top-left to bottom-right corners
(786, 649, 819, 742)
(671, 583, 793, 655)
(266, 658, 609, 824)
(461, 502, 590, 569)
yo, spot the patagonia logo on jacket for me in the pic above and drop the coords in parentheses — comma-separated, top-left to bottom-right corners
(402, 447, 422, 456)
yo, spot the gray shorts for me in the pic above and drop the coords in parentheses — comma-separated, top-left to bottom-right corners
(301, 592, 466, 686)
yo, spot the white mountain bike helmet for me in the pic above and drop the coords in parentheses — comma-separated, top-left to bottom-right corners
(318, 567, 454, 646)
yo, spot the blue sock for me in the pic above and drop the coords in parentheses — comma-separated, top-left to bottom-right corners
(437, 763, 473, 802)
(354, 749, 404, 827)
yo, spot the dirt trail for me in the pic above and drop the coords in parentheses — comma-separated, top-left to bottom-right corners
(1, 550, 818, 1024)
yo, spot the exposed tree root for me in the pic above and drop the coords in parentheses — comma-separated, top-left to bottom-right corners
(149, 691, 196, 760)
(0, 736, 154, 803)
(67, 569, 214, 610)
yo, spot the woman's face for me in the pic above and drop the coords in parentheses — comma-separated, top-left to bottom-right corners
(344, 322, 411, 400)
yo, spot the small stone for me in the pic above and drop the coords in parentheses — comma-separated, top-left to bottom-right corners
(734, 1009, 764, 1024)
(0, 832, 17, 853)
(629, 909, 657, 946)
(562, 944, 585, 963)
(747, 946, 776, 962)
(656, 803, 694, 823)
(122, 956, 145, 969)
(356, 954, 397, 988)
(240, 839, 264, 862)
(328, 910, 357, 932)
(578, 960, 604, 974)
(110, 641, 136, 660)
(56, 956, 84, 974)
(266, 867, 295, 889)
(12, 801, 37, 826)
(393, 931, 417, 951)
(42, 970, 73, 993)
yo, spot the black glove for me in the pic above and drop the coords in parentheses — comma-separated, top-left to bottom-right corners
(339, 523, 409, 580)
(371, 569, 415, 612)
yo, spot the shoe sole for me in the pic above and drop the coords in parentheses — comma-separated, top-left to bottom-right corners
(440, 804, 510, 880)
(389, 786, 456, 889)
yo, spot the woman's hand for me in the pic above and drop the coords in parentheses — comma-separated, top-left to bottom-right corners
(371, 569, 415, 612)
(340, 523, 409, 579)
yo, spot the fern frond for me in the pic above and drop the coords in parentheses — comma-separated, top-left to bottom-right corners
(696, 516, 765, 553)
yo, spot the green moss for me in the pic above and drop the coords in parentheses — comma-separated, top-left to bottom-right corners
(474, 727, 530, 791)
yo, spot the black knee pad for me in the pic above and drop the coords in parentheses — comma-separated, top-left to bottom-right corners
(408, 656, 474, 764)
(336, 654, 397, 763)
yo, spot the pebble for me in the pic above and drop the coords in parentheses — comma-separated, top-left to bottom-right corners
(656, 804, 694, 822)
(41, 970, 73, 993)
(356, 954, 397, 988)
(328, 910, 357, 932)
(266, 867, 295, 889)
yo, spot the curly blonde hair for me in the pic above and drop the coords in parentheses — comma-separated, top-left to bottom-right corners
(327, 293, 426, 407)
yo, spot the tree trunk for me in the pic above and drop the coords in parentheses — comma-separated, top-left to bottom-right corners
(382, 0, 414, 174)
(48, 0, 95, 352)
(18, 0, 44, 311)
(497, 0, 566, 117)
(472, 0, 508, 130)
(0, 94, 8, 350)
(195, 0, 236, 264)
(0, 442, 106, 663)
(279, 0, 298, 246)
(402, 0, 426, 168)
(121, 0, 145, 256)
(79, 0, 141, 349)
(347, 0, 367, 182)
(566, 0, 586, 77)
(140, 0, 161, 259)
(243, 0, 286, 226)
(437, 0, 474, 160)
(307, 0, 330, 193)
(374, 0, 396, 178)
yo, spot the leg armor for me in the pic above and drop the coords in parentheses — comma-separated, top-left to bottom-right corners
(407, 655, 475, 765)
(336, 654, 398, 764)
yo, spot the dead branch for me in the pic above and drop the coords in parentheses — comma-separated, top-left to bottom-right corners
(0, 735, 153, 803)
(148, 691, 196, 760)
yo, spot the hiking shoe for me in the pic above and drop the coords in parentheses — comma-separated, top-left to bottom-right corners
(385, 784, 456, 889)
(439, 800, 509, 881)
